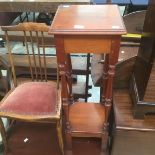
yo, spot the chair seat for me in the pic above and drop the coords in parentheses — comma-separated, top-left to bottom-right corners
(0, 82, 58, 118)
(69, 102, 105, 134)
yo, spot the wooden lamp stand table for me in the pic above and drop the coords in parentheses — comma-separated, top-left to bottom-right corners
(49, 5, 126, 155)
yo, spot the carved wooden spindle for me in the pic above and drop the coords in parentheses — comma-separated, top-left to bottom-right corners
(101, 54, 109, 104)
(55, 35, 73, 151)
(30, 31, 38, 81)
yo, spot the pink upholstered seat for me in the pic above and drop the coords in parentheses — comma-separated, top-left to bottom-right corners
(0, 82, 57, 115)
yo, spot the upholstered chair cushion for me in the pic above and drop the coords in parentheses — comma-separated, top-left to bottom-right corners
(0, 82, 57, 115)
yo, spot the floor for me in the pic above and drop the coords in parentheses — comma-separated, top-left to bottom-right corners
(2, 122, 109, 155)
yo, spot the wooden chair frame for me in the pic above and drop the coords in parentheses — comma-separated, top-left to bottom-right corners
(0, 22, 63, 154)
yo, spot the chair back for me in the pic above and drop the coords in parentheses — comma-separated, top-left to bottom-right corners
(1, 22, 58, 87)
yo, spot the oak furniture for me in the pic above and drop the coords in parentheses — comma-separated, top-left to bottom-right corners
(49, 4, 126, 155)
(130, 0, 155, 118)
(111, 89, 155, 155)
(0, 22, 63, 155)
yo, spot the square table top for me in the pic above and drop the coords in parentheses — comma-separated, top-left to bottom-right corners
(49, 5, 126, 35)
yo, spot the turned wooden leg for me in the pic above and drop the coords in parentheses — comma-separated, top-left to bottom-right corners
(0, 118, 8, 154)
(101, 132, 109, 155)
(101, 54, 109, 104)
(56, 120, 64, 155)
(65, 129, 72, 155)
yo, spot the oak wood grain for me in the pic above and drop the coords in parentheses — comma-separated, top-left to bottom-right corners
(113, 89, 155, 131)
(49, 5, 126, 35)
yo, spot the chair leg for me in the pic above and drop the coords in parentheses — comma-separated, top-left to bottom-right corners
(0, 118, 8, 154)
(56, 120, 64, 155)
(101, 132, 109, 155)
(65, 129, 72, 155)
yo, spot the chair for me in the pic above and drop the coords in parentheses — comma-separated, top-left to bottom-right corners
(0, 22, 63, 154)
